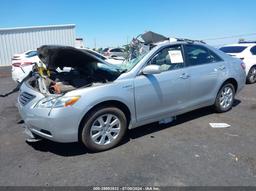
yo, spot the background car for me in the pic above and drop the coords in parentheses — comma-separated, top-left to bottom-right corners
(11, 50, 37, 61)
(103, 48, 128, 59)
(79, 48, 125, 65)
(220, 42, 256, 84)
(11, 50, 39, 82)
(102, 48, 109, 55)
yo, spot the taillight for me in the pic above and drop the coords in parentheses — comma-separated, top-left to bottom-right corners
(21, 62, 34, 67)
(12, 63, 21, 67)
(240, 62, 246, 70)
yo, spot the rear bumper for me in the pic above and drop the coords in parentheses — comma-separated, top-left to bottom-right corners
(18, 83, 83, 143)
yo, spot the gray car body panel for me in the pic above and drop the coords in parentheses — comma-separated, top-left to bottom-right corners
(18, 41, 246, 143)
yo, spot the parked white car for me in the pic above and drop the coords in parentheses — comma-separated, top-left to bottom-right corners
(12, 50, 39, 82)
(12, 48, 124, 83)
(220, 42, 256, 84)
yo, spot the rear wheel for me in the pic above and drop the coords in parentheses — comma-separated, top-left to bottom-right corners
(81, 107, 127, 152)
(246, 66, 256, 84)
(214, 83, 235, 113)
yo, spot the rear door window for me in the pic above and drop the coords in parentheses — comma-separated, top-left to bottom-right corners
(184, 45, 222, 66)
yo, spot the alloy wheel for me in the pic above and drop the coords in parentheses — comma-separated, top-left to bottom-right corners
(90, 114, 121, 145)
(248, 67, 256, 83)
(219, 86, 234, 109)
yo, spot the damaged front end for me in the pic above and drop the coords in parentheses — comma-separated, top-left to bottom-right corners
(17, 46, 124, 142)
(29, 45, 122, 95)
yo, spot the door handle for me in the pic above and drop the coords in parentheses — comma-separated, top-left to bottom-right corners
(179, 73, 190, 79)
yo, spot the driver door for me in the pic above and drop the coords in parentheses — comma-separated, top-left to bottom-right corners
(134, 45, 190, 124)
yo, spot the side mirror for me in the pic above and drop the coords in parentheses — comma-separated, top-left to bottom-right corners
(142, 65, 161, 75)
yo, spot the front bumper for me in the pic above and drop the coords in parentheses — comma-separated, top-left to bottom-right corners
(18, 82, 83, 143)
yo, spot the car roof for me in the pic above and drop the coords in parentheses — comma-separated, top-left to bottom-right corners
(156, 40, 206, 48)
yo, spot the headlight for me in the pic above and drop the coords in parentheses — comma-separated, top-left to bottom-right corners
(54, 96, 80, 108)
(35, 96, 80, 108)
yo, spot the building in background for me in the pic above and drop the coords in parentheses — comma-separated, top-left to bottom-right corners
(75, 38, 85, 48)
(0, 24, 76, 66)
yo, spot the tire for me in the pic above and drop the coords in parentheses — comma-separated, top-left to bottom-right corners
(214, 83, 235, 113)
(80, 107, 127, 152)
(246, 66, 256, 84)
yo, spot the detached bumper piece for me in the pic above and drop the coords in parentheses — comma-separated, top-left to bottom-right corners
(24, 126, 42, 143)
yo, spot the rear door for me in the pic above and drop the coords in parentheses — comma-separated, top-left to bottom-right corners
(183, 44, 226, 107)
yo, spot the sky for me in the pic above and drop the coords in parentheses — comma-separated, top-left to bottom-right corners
(0, 0, 256, 48)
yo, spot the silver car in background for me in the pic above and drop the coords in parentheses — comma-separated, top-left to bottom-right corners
(103, 48, 127, 59)
(18, 40, 246, 152)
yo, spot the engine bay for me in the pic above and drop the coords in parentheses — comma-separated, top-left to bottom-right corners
(29, 45, 121, 94)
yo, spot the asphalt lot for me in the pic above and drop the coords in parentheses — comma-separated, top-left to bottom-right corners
(0, 66, 256, 186)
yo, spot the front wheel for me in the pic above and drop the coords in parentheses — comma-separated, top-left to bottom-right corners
(80, 107, 127, 152)
(214, 83, 235, 113)
(246, 66, 256, 84)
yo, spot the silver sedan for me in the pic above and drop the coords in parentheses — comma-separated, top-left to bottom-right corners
(18, 40, 246, 151)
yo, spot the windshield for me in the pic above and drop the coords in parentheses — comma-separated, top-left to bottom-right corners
(220, 46, 247, 53)
(119, 53, 147, 72)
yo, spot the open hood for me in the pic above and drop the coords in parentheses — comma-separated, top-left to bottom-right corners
(33, 45, 121, 94)
(37, 45, 103, 70)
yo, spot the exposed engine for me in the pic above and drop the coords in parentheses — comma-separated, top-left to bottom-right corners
(29, 45, 121, 94)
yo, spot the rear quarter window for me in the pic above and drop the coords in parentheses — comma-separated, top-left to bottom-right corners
(184, 45, 222, 66)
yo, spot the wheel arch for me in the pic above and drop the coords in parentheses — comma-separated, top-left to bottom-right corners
(246, 65, 256, 84)
(78, 100, 131, 142)
(249, 64, 256, 69)
(221, 78, 238, 93)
